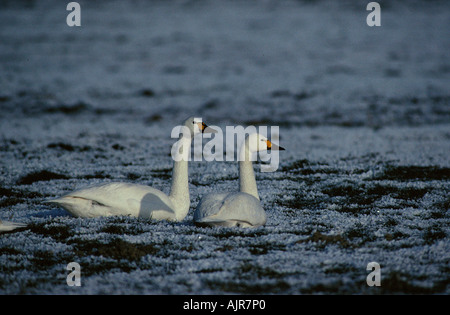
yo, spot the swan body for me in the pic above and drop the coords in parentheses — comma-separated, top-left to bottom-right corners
(49, 182, 179, 220)
(194, 133, 284, 228)
(194, 192, 266, 227)
(48, 117, 215, 221)
(0, 220, 27, 233)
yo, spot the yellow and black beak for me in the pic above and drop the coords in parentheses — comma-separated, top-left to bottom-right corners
(197, 122, 218, 134)
(266, 139, 285, 151)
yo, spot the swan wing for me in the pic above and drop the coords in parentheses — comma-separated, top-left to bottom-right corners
(194, 192, 266, 227)
(193, 193, 229, 221)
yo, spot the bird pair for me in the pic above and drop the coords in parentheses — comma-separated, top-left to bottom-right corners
(49, 117, 285, 228)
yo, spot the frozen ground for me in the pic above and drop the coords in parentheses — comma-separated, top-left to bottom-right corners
(0, 0, 449, 294)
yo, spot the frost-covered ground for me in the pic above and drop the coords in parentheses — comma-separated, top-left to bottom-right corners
(0, 0, 449, 294)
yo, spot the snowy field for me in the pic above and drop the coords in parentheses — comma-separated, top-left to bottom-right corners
(0, 0, 449, 294)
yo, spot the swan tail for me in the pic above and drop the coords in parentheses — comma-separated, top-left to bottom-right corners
(45, 197, 63, 204)
(45, 196, 92, 217)
(0, 220, 28, 233)
(45, 197, 75, 209)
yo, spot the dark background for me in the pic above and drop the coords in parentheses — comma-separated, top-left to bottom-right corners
(0, 0, 449, 294)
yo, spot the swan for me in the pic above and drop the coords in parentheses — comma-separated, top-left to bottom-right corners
(0, 220, 27, 233)
(48, 117, 216, 221)
(193, 132, 285, 228)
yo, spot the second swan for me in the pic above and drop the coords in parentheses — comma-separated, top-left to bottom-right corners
(194, 132, 284, 228)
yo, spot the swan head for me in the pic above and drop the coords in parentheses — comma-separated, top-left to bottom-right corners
(246, 133, 285, 153)
(183, 117, 217, 137)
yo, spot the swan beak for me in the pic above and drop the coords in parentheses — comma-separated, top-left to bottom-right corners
(266, 140, 285, 151)
(198, 122, 218, 134)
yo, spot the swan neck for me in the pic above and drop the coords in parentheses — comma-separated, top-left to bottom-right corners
(169, 136, 191, 220)
(239, 142, 259, 200)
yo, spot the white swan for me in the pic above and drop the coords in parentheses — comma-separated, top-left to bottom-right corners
(48, 117, 216, 221)
(0, 220, 27, 233)
(193, 133, 285, 228)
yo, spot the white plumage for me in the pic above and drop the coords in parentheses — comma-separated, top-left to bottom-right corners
(48, 182, 179, 219)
